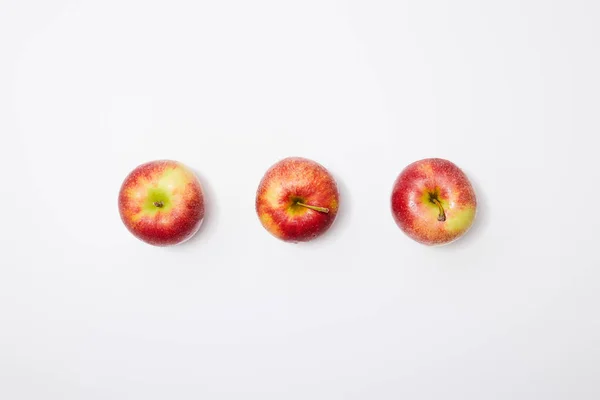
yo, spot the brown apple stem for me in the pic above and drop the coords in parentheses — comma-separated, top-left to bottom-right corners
(431, 198, 446, 222)
(296, 202, 329, 214)
(154, 201, 164, 208)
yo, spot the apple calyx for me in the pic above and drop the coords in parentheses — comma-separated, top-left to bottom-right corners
(154, 201, 164, 208)
(296, 202, 330, 214)
(431, 198, 446, 222)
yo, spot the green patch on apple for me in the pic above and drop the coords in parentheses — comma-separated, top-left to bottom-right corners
(143, 188, 172, 213)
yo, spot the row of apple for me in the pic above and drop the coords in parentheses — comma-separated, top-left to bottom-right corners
(118, 157, 477, 246)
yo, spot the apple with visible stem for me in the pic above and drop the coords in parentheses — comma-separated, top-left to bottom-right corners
(256, 157, 339, 242)
(118, 160, 205, 246)
(391, 158, 477, 246)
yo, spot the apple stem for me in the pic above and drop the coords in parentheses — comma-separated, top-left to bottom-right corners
(296, 202, 329, 214)
(431, 198, 446, 222)
(154, 201, 164, 208)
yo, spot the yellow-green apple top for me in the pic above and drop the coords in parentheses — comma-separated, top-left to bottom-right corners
(118, 160, 204, 246)
(256, 157, 339, 242)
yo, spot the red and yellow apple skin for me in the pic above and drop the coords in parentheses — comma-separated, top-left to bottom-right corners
(391, 158, 477, 246)
(256, 157, 339, 242)
(118, 160, 205, 246)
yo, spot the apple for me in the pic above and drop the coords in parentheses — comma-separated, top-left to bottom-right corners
(118, 160, 205, 246)
(256, 157, 339, 242)
(391, 158, 477, 245)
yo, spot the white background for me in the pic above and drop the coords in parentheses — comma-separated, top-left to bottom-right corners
(1, 0, 599, 399)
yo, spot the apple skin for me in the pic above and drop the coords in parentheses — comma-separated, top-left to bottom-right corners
(256, 157, 339, 242)
(118, 160, 204, 246)
(391, 158, 476, 246)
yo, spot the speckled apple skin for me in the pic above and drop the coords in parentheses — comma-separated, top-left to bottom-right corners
(118, 160, 204, 246)
(391, 158, 477, 246)
(256, 157, 339, 242)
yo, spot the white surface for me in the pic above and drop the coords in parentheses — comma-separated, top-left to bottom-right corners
(1, 0, 599, 399)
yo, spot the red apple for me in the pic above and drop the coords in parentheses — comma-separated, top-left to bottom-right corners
(391, 158, 477, 245)
(118, 160, 205, 246)
(256, 157, 339, 242)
